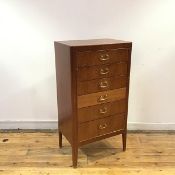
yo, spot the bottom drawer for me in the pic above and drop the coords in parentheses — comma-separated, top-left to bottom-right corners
(78, 114, 125, 142)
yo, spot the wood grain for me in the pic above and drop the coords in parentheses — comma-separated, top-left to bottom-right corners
(54, 42, 73, 145)
(0, 168, 175, 175)
(55, 39, 132, 167)
(76, 48, 128, 67)
(77, 76, 128, 95)
(0, 131, 175, 175)
(78, 114, 125, 142)
(57, 38, 131, 47)
(77, 62, 128, 81)
(78, 100, 127, 123)
(78, 88, 126, 108)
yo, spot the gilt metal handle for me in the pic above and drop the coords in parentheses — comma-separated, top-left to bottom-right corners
(99, 107, 107, 114)
(99, 54, 110, 61)
(100, 68, 109, 75)
(99, 123, 107, 130)
(99, 80, 108, 88)
(98, 94, 108, 102)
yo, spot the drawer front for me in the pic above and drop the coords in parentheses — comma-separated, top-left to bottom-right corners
(78, 100, 127, 123)
(78, 88, 126, 108)
(77, 63, 128, 81)
(77, 76, 128, 95)
(78, 114, 125, 142)
(76, 49, 128, 67)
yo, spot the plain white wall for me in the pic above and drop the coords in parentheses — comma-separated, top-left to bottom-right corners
(0, 0, 175, 129)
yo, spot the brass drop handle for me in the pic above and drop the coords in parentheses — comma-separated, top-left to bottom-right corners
(99, 123, 107, 130)
(100, 68, 109, 75)
(99, 54, 110, 61)
(98, 94, 108, 102)
(99, 107, 107, 114)
(99, 80, 108, 88)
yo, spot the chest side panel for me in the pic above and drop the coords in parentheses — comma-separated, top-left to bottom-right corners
(54, 43, 73, 144)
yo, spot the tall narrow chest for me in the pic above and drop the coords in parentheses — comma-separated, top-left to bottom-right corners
(54, 39, 132, 167)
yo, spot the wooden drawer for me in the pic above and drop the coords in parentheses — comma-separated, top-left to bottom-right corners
(77, 62, 128, 81)
(78, 88, 126, 108)
(76, 49, 128, 67)
(77, 76, 128, 95)
(78, 100, 127, 123)
(78, 114, 125, 142)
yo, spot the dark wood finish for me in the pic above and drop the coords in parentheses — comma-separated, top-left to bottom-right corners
(77, 62, 128, 81)
(54, 39, 132, 167)
(54, 43, 73, 145)
(76, 48, 129, 67)
(78, 100, 127, 123)
(77, 76, 128, 95)
(78, 114, 125, 142)
(78, 129, 124, 146)
(123, 46, 132, 153)
(122, 132, 127, 151)
(59, 131, 62, 148)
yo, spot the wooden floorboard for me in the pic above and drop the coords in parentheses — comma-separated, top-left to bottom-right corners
(0, 131, 175, 174)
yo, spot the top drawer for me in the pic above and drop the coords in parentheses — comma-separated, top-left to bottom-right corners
(76, 49, 129, 67)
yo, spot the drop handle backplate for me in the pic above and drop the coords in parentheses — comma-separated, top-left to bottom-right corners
(99, 54, 110, 61)
(98, 94, 108, 102)
(99, 107, 107, 114)
(99, 123, 107, 130)
(99, 80, 109, 88)
(100, 68, 109, 75)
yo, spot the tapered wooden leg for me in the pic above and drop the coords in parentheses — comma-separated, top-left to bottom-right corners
(72, 146, 78, 168)
(59, 131, 62, 148)
(122, 132, 127, 151)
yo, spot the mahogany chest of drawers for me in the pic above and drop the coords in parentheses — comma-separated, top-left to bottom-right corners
(54, 39, 132, 167)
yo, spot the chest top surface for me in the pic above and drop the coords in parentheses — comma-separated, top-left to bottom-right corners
(55, 38, 131, 47)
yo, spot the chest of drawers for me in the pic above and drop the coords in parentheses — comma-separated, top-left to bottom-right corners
(54, 39, 132, 167)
